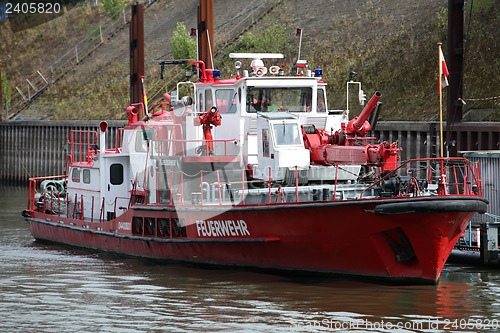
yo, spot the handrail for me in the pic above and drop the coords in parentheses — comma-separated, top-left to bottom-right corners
(27, 157, 484, 217)
(360, 157, 481, 198)
(67, 130, 98, 163)
(153, 137, 240, 157)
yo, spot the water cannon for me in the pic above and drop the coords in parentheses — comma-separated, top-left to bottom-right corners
(195, 106, 222, 153)
(346, 91, 382, 136)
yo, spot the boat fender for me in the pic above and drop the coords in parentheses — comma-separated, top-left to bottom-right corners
(374, 199, 488, 216)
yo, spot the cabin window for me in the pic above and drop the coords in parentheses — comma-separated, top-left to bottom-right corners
(204, 89, 213, 111)
(272, 123, 302, 146)
(135, 131, 147, 152)
(246, 87, 312, 113)
(262, 129, 270, 157)
(317, 88, 326, 112)
(110, 163, 124, 185)
(198, 93, 203, 113)
(71, 168, 80, 183)
(215, 89, 236, 113)
(83, 169, 91, 184)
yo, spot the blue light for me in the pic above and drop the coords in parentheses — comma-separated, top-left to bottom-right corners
(213, 69, 221, 79)
(314, 69, 322, 77)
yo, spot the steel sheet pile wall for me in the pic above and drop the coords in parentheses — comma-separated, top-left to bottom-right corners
(463, 152, 500, 224)
(1, 121, 498, 184)
(372, 122, 440, 161)
(0, 121, 126, 184)
(372, 122, 499, 160)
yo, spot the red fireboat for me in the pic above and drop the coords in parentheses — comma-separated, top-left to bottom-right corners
(22, 52, 487, 284)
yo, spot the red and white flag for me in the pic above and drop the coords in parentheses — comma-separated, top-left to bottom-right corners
(439, 48, 449, 89)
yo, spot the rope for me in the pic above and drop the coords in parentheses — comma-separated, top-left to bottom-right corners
(459, 96, 500, 102)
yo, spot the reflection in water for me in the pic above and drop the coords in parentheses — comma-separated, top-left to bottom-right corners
(1, 185, 500, 332)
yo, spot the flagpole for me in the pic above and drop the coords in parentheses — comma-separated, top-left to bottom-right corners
(438, 43, 444, 158)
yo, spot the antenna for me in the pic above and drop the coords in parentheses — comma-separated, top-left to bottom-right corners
(296, 28, 303, 75)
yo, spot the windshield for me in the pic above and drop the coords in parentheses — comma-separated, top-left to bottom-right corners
(272, 123, 302, 146)
(246, 87, 312, 113)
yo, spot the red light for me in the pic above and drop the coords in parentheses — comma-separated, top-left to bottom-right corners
(99, 121, 108, 133)
(190, 28, 197, 36)
(296, 28, 302, 36)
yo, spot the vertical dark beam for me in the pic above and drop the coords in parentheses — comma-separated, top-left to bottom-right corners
(198, 0, 214, 69)
(447, 0, 464, 156)
(0, 60, 4, 120)
(130, 4, 145, 105)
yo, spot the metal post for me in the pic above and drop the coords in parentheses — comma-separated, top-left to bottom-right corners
(75, 46, 79, 63)
(447, 0, 464, 157)
(123, 6, 126, 24)
(296, 29, 303, 75)
(198, 0, 214, 69)
(346, 81, 361, 117)
(27, 79, 37, 92)
(16, 86, 27, 101)
(37, 70, 49, 85)
(99, 25, 103, 42)
(130, 3, 144, 105)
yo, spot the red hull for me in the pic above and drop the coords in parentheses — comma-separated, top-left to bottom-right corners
(25, 196, 486, 283)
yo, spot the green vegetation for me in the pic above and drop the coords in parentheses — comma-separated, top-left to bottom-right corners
(1, 69, 11, 112)
(216, 16, 292, 77)
(171, 22, 197, 62)
(0, 0, 497, 121)
(101, 0, 125, 19)
(231, 21, 289, 54)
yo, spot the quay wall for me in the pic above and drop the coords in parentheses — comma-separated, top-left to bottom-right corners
(0, 120, 498, 184)
(0, 120, 127, 184)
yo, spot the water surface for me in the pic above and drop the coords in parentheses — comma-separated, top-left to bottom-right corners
(1, 185, 499, 332)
